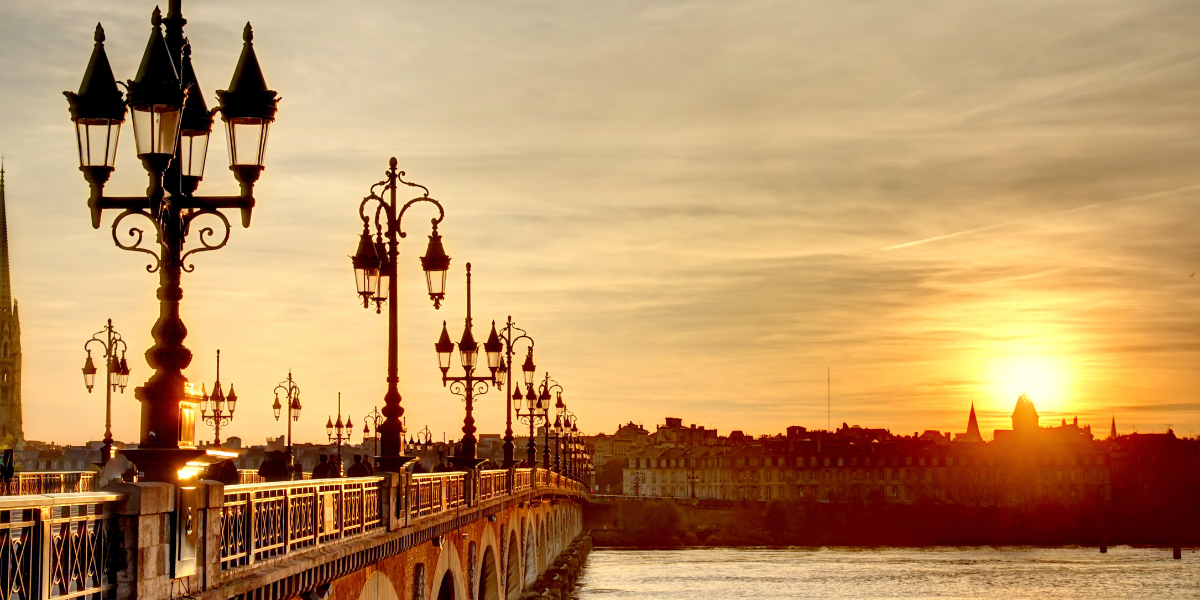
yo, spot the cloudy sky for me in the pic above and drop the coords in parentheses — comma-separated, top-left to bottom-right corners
(0, 0, 1197, 447)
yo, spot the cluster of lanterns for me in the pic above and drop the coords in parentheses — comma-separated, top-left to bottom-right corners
(64, 9, 278, 225)
(82, 351, 130, 393)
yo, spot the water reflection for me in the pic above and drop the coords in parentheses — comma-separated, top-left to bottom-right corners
(574, 546, 1197, 599)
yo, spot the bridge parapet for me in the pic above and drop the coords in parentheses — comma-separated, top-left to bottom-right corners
(0, 466, 588, 600)
(220, 476, 386, 573)
(0, 491, 123, 600)
(0, 471, 98, 496)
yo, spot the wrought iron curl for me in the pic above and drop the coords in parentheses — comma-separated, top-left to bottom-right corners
(447, 379, 491, 400)
(395, 197, 444, 239)
(111, 210, 163, 273)
(180, 210, 232, 273)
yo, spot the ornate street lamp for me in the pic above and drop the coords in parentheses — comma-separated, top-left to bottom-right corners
(514, 375, 548, 469)
(273, 372, 302, 468)
(491, 317, 535, 468)
(64, 1, 278, 482)
(82, 319, 130, 463)
(326, 393, 353, 477)
(351, 158, 448, 471)
(434, 263, 500, 466)
(538, 375, 564, 469)
(362, 406, 383, 458)
(199, 349, 236, 448)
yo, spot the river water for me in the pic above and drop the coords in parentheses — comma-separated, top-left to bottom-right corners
(573, 546, 1198, 599)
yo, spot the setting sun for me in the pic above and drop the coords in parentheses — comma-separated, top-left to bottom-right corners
(986, 354, 1073, 417)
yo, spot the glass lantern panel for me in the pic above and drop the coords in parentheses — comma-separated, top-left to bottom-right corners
(425, 268, 448, 299)
(374, 268, 391, 302)
(178, 131, 209, 178)
(438, 350, 453, 371)
(460, 348, 477, 370)
(355, 264, 379, 298)
(131, 105, 181, 156)
(76, 119, 122, 168)
(226, 118, 270, 167)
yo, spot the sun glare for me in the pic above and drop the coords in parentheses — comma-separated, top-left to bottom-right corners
(986, 354, 1072, 416)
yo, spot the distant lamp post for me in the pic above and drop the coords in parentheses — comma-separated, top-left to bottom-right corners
(537, 375, 564, 469)
(351, 158, 448, 470)
(632, 470, 645, 497)
(512, 350, 544, 467)
(326, 393, 353, 476)
(687, 469, 699, 499)
(273, 372, 302, 459)
(198, 349, 236, 447)
(362, 406, 383, 457)
(82, 319, 130, 463)
(494, 318, 535, 468)
(64, 1, 278, 482)
(434, 263, 499, 465)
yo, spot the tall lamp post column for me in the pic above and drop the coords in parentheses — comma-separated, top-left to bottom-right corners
(81, 319, 131, 463)
(64, 1, 278, 481)
(496, 318, 535, 468)
(351, 158, 449, 472)
(198, 349, 236, 447)
(434, 263, 500, 467)
(272, 372, 302, 466)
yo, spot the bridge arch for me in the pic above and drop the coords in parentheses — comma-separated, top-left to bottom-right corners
(436, 572, 455, 600)
(505, 529, 521, 600)
(476, 519, 502, 600)
(431, 538, 467, 600)
(479, 546, 499, 600)
(356, 571, 400, 600)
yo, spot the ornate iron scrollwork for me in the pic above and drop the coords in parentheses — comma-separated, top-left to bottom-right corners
(110, 210, 163, 273)
(180, 209, 232, 273)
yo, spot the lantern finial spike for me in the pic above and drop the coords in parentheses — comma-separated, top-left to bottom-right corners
(152, 6, 162, 28)
(95, 23, 105, 43)
(243, 22, 253, 43)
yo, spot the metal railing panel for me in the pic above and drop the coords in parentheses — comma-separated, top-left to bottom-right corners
(220, 477, 384, 573)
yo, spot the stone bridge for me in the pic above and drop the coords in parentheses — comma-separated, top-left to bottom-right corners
(0, 467, 586, 600)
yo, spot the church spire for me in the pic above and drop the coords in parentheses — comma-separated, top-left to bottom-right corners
(1110, 415, 1117, 440)
(0, 161, 9, 307)
(966, 402, 981, 437)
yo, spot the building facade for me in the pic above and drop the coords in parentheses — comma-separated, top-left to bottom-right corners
(618, 398, 1198, 509)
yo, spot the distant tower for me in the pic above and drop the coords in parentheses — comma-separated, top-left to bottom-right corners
(1109, 415, 1117, 440)
(966, 402, 981, 438)
(0, 165, 23, 447)
(1011, 393, 1039, 433)
(955, 402, 984, 443)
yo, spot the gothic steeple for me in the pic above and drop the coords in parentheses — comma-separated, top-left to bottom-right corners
(0, 162, 9, 306)
(966, 402, 981, 438)
(1110, 415, 1117, 440)
(0, 162, 22, 447)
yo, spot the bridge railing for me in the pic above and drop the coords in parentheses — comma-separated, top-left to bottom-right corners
(479, 469, 506, 501)
(220, 476, 385, 573)
(0, 471, 97, 496)
(408, 472, 467, 520)
(514, 468, 531, 491)
(0, 491, 122, 600)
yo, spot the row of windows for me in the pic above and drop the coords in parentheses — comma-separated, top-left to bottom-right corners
(631, 454, 1107, 469)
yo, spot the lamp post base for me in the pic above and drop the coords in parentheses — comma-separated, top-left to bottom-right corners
(373, 455, 419, 473)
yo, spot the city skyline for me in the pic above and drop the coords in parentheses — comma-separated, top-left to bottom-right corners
(0, 0, 1198, 447)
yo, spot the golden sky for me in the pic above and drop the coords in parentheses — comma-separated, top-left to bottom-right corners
(0, 0, 1197, 446)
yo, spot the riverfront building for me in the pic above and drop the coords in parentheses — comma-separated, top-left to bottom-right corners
(617, 395, 1200, 508)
